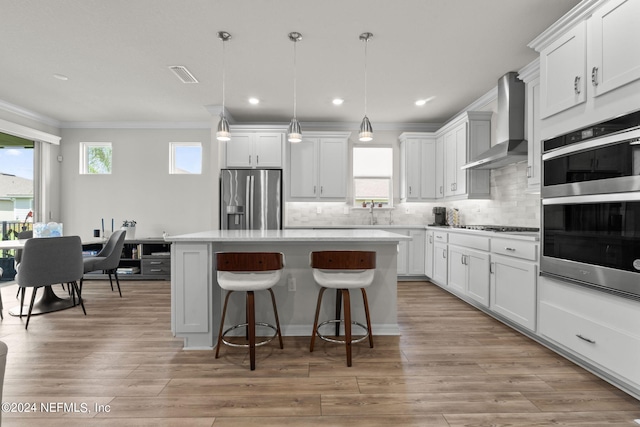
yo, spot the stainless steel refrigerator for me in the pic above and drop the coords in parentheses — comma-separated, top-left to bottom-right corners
(220, 169, 282, 230)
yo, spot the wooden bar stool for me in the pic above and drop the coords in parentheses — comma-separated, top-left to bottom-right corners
(215, 252, 284, 370)
(309, 251, 376, 367)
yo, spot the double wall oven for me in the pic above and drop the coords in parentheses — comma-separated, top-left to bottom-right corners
(541, 110, 640, 300)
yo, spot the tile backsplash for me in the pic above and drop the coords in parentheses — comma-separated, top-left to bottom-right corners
(286, 162, 540, 227)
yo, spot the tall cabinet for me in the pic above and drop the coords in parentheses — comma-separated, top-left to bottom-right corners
(399, 133, 436, 201)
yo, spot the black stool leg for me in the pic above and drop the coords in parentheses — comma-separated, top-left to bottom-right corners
(310, 287, 327, 352)
(215, 290, 233, 359)
(268, 288, 284, 349)
(25, 287, 38, 329)
(361, 288, 374, 348)
(342, 289, 352, 367)
(247, 291, 256, 371)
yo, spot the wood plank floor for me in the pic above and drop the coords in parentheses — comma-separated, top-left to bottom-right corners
(0, 280, 639, 426)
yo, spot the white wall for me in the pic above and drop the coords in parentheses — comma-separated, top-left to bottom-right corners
(59, 127, 216, 240)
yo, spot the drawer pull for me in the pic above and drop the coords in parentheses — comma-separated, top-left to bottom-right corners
(150, 269, 163, 272)
(576, 334, 596, 344)
(505, 247, 516, 252)
(150, 261, 163, 265)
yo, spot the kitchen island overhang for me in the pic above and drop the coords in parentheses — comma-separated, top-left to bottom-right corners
(166, 229, 410, 350)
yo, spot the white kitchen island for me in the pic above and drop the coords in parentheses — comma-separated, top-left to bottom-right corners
(166, 229, 410, 349)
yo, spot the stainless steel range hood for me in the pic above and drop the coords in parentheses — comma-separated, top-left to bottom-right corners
(462, 72, 527, 170)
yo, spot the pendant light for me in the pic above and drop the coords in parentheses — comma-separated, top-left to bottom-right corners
(287, 32, 303, 143)
(216, 31, 232, 142)
(359, 32, 373, 142)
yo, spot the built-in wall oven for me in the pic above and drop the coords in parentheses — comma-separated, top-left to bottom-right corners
(541, 110, 640, 300)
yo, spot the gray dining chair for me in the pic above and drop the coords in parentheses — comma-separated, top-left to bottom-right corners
(15, 235, 85, 329)
(80, 229, 126, 297)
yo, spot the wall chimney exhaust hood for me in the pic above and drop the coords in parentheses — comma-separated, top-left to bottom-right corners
(462, 72, 527, 170)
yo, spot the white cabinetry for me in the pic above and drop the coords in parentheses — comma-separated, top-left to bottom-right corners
(447, 233, 490, 307)
(519, 59, 542, 192)
(389, 228, 425, 277)
(431, 231, 448, 286)
(489, 238, 538, 331)
(425, 230, 434, 278)
(435, 135, 445, 199)
(539, 275, 640, 393)
(534, 0, 640, 125)
(288, 132, 349, 200)
(399, 133, 436, 201)
(438, 112, 491, 200)
(225, 132, 284, 168)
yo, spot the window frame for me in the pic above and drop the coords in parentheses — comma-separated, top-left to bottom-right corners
(79, 142, 112, 175)
(352, 145, 393, 208)
(169, 142, 202, 175)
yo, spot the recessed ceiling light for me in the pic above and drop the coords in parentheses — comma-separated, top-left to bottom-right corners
(248, 97, 260, 105)
(53, 74, 69, 81)
(332, 98, 344, 105)
(415, 96, 436, 106)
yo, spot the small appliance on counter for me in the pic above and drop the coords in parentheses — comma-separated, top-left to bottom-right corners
(431, 207, 447, 226)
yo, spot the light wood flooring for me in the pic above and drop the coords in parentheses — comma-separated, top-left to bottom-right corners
(0, 279, 638, 426)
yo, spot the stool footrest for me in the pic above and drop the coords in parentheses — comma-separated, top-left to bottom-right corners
(316, 319, 370, 345)
(221, 322, 279, 348)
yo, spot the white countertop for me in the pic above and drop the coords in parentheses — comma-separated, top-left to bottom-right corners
(427, 226, 540, 242)
(286, 224, 428, 230)
(165, 229, 411, 243)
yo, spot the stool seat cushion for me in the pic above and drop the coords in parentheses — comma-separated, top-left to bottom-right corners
(312, 268, 374, 289)
(217, 270, 282, 291)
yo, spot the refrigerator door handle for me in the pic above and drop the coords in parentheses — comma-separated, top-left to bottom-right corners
(245, 175, 251, 229)
(249, 175, 255, 229)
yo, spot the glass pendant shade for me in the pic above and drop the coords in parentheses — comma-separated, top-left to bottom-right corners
(359, 115, 373, 142)
(216, 114, 231, 141)
(287, 118, 302, 143)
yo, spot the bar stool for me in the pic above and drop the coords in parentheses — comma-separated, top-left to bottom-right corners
(309, 251, 376, 367)
(215, 252, 284, 370)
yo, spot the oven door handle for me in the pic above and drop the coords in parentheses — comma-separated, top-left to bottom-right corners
(542, 128, 640, 161)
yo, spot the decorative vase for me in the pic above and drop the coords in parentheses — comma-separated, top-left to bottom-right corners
(121, 226, 136, 240)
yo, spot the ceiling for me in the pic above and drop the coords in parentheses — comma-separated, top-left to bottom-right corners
(0, 0, 581, 127)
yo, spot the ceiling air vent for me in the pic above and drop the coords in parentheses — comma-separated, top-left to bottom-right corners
(168, 65, 199, 84)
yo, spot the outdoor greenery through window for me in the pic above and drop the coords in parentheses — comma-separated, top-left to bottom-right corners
(80, 142, 112, 174)
(170, 142, 202, 174)
(353, 146, 393, 207)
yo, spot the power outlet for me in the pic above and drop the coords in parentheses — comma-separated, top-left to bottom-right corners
(287, 276, 296, 292)
(316, 206, 322, 214)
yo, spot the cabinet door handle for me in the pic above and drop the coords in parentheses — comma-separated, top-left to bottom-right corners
(490, 262, 494, 274)
(313, 185, 316, 194)
(249, 155, 252, 164)
(436, 235, 442, 240)
(429, 236, 433, 243)
(576, 334, 596, 344)
(574, 76, 581, 94)
(439, 185, 443, 195)
(591, 67, 599, 87)
(442, 251, 446, 259)
(526, 165, 532, 178)
(256, 155, 259, 164)
(409, 186, 412, 195)
(505, 247, 516, 252)
(320, 186, 323, 194)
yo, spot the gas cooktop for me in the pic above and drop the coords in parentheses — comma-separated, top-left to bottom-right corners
(461, 225, 540, 232)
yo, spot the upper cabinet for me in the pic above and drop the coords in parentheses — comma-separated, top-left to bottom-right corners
(225, 131, 284, 168)
(399, 133, 436, 202)
(400, 112, 491, 202)
(440, 111, 492, 200)
(288, 132, 349, 201)
(519, 60, 542, 192)
(534, 0, 640, 124)
(539, 22, 587, 118)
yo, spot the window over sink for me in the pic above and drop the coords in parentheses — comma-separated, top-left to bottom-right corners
(353, 146, 392, 207)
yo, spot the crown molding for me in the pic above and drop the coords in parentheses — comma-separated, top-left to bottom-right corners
(518, 58, 540, 83)
(528, 0, 602, 52)
(0, 99, 61, 128)
(60, 121, 212, 129)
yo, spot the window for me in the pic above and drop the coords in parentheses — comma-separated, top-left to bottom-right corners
(170, 142, 202, 174)
(80, 142, 112, 174)
(353, 146, 393, 207)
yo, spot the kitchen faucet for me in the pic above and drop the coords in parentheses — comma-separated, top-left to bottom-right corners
(369, 201, 377, 225)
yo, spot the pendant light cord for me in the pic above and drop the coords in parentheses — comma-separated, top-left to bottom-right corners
(363, 37, 368, 117)
(293, 39, 297, 120)
(221, 37, 226, 117)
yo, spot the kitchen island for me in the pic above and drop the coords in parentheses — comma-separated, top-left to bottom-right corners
(166, 229, 410, 349)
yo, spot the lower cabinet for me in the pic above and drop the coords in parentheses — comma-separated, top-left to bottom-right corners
(432, 239, 448, 286)
(389, 228, 425, 277)
(83, 239, 171, 281)
(425, 230, 434, 278)
(539, 275, 640, 391)
(489, 241, 538, 331)
(447, 234, 490, 307)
